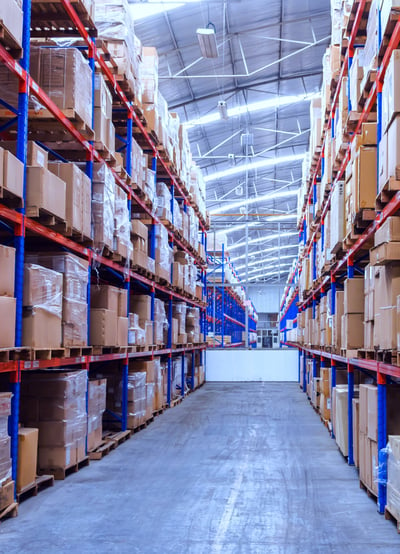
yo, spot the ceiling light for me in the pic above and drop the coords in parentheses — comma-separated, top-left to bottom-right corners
(229, 231, 298, 253)
(184, 92, 319, 128)
(235, 251, 297, 270)
(218, 100, 229, 120)
(210, 188, 298, 214)
(197, 26, 218, 58)
(204, 154, 304, 183)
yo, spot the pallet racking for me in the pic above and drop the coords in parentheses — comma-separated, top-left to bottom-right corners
(0, 0, 208, 491)
(279, 1, 400, 514)
(206, 245, 257, 348)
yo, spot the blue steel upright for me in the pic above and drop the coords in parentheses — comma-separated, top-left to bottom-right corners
(10, 0, 31, 489)
(377, 372, 387, 513)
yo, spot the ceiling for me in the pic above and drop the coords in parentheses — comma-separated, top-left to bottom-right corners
(131, 0, 331, 283)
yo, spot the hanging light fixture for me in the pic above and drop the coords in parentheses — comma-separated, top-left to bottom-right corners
(218, 100, 229, 120)
(197, 23, 218, 58)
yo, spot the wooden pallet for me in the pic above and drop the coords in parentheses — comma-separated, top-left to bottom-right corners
(357, 349, 375, 361)
(170, 396, 183, 408)
(17, 474, 54, 503)
(376, 178, 400, 209)
(103, 430, 132, 447)
(26, 108, 94, 141)
(340, 349, 358, 359)
(359, 479, 378, 502)
(64, 346, 93, 358)
(25, 206, 67, 234)
(131, 422, 147, 434)
(378, 7, 400, 60)
(385, 506, 400, 533)
(93, 141, 117, 165)
(39, 456, 89, 481)
(0, 348, 31, 363)
(88, 440, 114, 461)
(30, 0, 97, 38)
(0, 502, 18, 522)
(92, 345, 127, 356)
(153, 408, 164, 418)
(375, 349, 397, 365)
(28, 347, 65, 361)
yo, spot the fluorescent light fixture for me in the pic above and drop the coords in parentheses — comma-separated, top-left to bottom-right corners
(229, 231, 298, 252)
(184, 92, 319, 128)
(235, 252, 297, 271)
(248, 268, 290, 282)
(197, 27, 218, 58)
(205, 154, 304, 183)
(243, 261, 294, 277)
(233, 244, 298, 268)
(210, 188, 298, 214)
(218, 100, 229, 120)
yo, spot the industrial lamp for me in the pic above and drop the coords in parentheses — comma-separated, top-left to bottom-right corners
(197, 24, 218, 58)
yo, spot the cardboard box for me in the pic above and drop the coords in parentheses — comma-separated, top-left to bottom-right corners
(350, 146, 377, 212)
(0, 244, 15, 297)
(353, 398, 360, 468)
(118, 289, 128, 317)
(341, 313, 364, 349)
(3, 149, 24, 199)
(0, 0, 23, 47)
(131, 220, 148, 241)
(91, 285, 119, 313)
(344, 278, 364, 314)
(367, 385, 378, 442)
(387, 115, 400, 181)
(133, 295, 152, 321)
(26, 166, 66, 221)
(23, 263, 63, 309)
(370, 242, 400, 264)
(0, 480, 14, 511)
(90, 309, 117, 346)
(0, 296, 16, 348)
(335, 386, 348, 456)
(38, 444, 77, 470)
(375, 217, 400, 247)
(382, 49, 400, 133)
(17, 428, 38, 493)
(117, 316, 129, 346)
(87, 427, 102, 452)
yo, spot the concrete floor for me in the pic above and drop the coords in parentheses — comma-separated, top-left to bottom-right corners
(0, 382, 399, 553)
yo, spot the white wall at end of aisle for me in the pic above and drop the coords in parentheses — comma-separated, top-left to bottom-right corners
(247, 285, 285, 313)
(207, 349, 297, 381)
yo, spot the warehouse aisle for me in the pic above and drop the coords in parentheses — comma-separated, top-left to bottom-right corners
(0, 383, 399, 553)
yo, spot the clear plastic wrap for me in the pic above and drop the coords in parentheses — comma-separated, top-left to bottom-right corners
(145, 383, 154, 420)
(126, 372, 147, 428)
(92, 163, 116, 253)
(128, 313, 146, 346)
(154, 224, 173, 280)
(88, 379, 107, 443)
(94, 0, 136, 52)
(385, 437, 400, 519)
(0, 392, 12, 485)
(155, 182, 172, 222)
(23, 264, 63, 317)
(25, 253, 88, 347)
(186, 306, 201, 343)
(173, 303, 187, 335)
(143, 167, 156, 208)
(30, 47, 92, 130)
(113, 187, 132, 270)
(173, 199, 182, 232)
(154, 298, 168, 345)
(20, 371, 88, 469)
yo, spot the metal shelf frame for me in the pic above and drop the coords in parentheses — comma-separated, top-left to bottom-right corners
(279, 3, 400, 516)
(0, 0, 207, 489)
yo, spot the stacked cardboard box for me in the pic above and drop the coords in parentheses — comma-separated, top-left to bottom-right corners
(114, 186, 132, 263)
(131, 294, 153, 346)
(126, 372, 147, 429)
(320, 367, 331, 421)
(87, 379, 107, 451)
(131, 220, 153, 272)
(90, 285, 128, 346)
(364, 265, 375, 349)
(25, 252, 89, 347)
(94, 74, 115, 154)
(153, 225, 172, 283)
(92, 163, 116, 253)
(186, 307, 201, 344)
(341, 278, 364, 352)
(130, 359, 163, 413)
(30, 47, 92, 130)
(20, 371, 88, 471)
(387, 435, 400, 522)
(0, 392, 14, 510)
(0, 245, 16, 348)
(0, 145, 27, 201)
(372, 260, 400, 350)
(22, 263, 63, 348)
(48, 161, 91, 239)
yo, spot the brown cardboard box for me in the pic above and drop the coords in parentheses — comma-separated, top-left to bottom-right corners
(91, 285, 119, 313)
(353, 398, 360, 468)
(344, 278, 364, 314)
(3, 149, 24, 199)
(87, 427, 102, 452)
(23, 263, 63, 309)
(321, 368, 330, 396)
(26, 167, 66, 221)
(341, 313, 364, 349)
(375, 217, 400, 247)
(90, 309, 117, 346)
(0, 0, 23, 47)
(370, 242, 400, 264)
(62, 300, 87, 347)
(23, 307, 62, 348)
(38, 444, 77, 470)
(367, 385, 378, 442)
(0, 480, 14, 511)
(133, 295, 152, 321)
(335, 386, 348, 456)
(131, 220, 148, 241)
(117, 316, 129, 346)
(118, 289, 128, 317)
(359, 431, 367, 485)
(172, 318, 179, 345)
(374, 264, 400, 308)
(378, 305, 397, 350)
(48, 162, 86, 235)
(0, 244, 15, 297)
(1, 140, 48, 168)
(144, 320, 153, 346)
(17, 428, 38, 492)
(350, 146, 377, 212)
